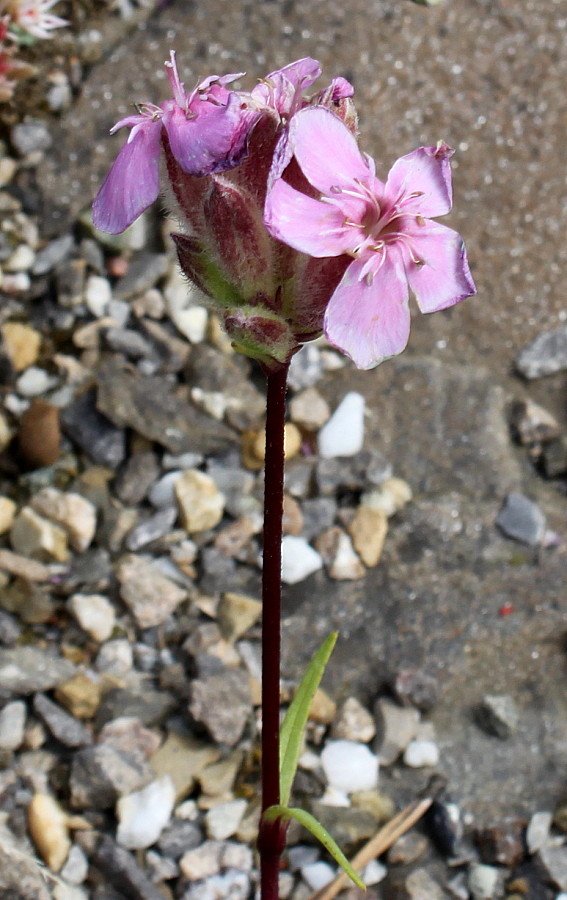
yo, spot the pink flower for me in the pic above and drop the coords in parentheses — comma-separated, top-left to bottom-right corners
(264, 107, 476, 369)
(92, 52, 260, 234)
(7, 0, 67, 40)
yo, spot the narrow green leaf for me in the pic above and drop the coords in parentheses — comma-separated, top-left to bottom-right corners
(264, 804, 365, 890)
(279, 632, 338, 806)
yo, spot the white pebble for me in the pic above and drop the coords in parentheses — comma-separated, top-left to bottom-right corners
(403, 739, 440, 768)
(321, 740, 379, 793)
(95, 639, 133, 675)
(4, 243, 35, 272)
(318, 392, 365, 458)
(68, 593, 116, 643)
(281, 535, 323, 584)
(84, 274, 112, 317)
(526, 810, 552, 854)
(0, 700, 26, 750)
(468, 863, 500, 900)
(117, 776, 175, 849)
(363, 859, 387, 886)
(148, 471, 182, 508)
(16, 366, 58, 397)
(301, 861, 336, 891)
(205, 799, 247, 840)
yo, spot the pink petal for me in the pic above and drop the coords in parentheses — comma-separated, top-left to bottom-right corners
(92, 120, 162, 234)
(385, 143, 455, 218)
(402, 219, 476, 312)
(290, 107, 370, 195)
(164, 97, 259, 175)
(264, 179, 360, 257)
(324, 253, 411, 369)
(267, 57, 322, 91)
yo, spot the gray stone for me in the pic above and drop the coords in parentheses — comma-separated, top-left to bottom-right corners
(60, 389, 126, 469)
(114, 451, 160, 506)
(95, 359, 237, 456)
(184, 344, 265, 431)
(300, 497, 337, 541)
(0, 610, 21, 646)
(113, 253, 168, 300)
(70, 744, 153, 809)
(11, 119, 53, 155)
(104, 327, 156, 361)
(477, 695, 519, 739)
(537, 844, 567, 890)
(374, 698, 420, 765)
(0, 647, 75, 694)
(125, 506, 178, 551)
(542, 436, 567, 478)
(0, 700, 26, 750)
(32, 233, 75, 276)
(157, 820, 203, 859)
(117, 554, 187, 627)
(406, 868, 446, 900)
(95, 687, 176, 730)
(33, 693, 92, 747)
(189, 668, 252, 746)
(526, 811, 553, 854)
(509, 398, 560, 447)
(80, 832, 165, 900)
(495, 492, 546, 546)
(0, 822, 51, 899)
(515, 325, 567, 379)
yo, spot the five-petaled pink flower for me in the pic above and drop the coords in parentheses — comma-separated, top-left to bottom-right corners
(264, 107, 476, 369)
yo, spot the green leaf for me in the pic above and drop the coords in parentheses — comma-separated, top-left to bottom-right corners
(264, 804, 365, 890)
(279, 632, 338, 806)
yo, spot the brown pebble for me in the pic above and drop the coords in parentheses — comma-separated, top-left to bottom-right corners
(18, 400, 61, 469)
(106, 255, 129, 278)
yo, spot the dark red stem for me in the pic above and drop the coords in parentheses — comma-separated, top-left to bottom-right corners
(259, 362, 289, 900)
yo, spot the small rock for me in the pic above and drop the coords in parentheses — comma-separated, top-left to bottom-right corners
(321, 740, 379, 793)
(11, 119, 53, 155)
(18, 399, 61, 468)
(125, 506, 178, 551)
(526, 811, 552, 854)
(157, 819, 203, 858)
(281, 535, 323, 584)
(537, 844, 567, 890)
(326, 529, 366, 580)
(84, 274, 112, 317)
(175, 469, 225, 533)
(474, 818, 526, 866)
(374, 698, 420, 765)
(27, 792, 70, 872)
(406, 868, 446, 900)
(388, 832, 428, 865)
(30, 488, 97, 552)
(189, 668, 252, 746)
(32, 234, 74, 276)
(361, 476, 413, 517)
(70, 744, 152, 809)
(151, 731, 220, 802)
(300, 497, 337, 541)
(10, 506, 69, 562)
(542, 436, 567, 478)
(392, 669, 440, 713)
(282, 494, 304, 536)
(509, 398, 560, 447)
(98, 717, 161, 762)
(104, 327, 155, 360)
(0, 497, 17, 535)
(68, 593, 116, 642)
(425, 798, 463, 856)
(60, 389, 126, 469)
(33, 693, 92, 747)
(217, 593, 262, 642)
(348, 506, 388, 567)
(0, 646, 75, 694)
(60, 844, 89, 885)
(199, 751, 243, 798)
(113, 252, 168, 300)
(331, 697, 376, 742)
(363, 859, 388, 886)
(290, 386, 331, 431)
(467, 863, 501, 900)
(117, 554, 187, 628)
(496, 493, 546, 546)
(0, 609, 21, 645)
(1, 321, 41, 371)
(4, 243, 35, 273)
(95, 639, 133, 676)
(515, 325, 567, 379)
(301, 861, 336, 891)
(477, 694, 519, 739)
(205, 799, 247, 840)
(114, 451, 160, 506)
(116, 775, 176, 849)
(0, 699, 26, 749)
(318, 392, 365, 458)
(16, 366, 58, 397)
(288, 343, 323, 390)
(309, 688, 337, 725)
(83, 833, 165, 900)
(55, 674, 102, 719)
(403, 739, 440, 768)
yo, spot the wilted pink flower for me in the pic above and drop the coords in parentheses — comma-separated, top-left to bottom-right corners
(7, 0, 67, 39)
(92, 52, 260, 234)
(264, 107, 476, 369)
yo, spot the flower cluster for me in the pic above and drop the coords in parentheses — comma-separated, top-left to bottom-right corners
(93, 54, 475, 371)
(0, 0, 67, 101)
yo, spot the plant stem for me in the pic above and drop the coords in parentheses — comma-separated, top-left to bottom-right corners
(259, 362, 289, 900)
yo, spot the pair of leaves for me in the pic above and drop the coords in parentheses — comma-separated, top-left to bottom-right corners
(263, 632, 365, 890)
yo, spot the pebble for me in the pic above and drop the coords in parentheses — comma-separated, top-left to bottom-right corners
(374, 698, 420, 765)
(526, 810, 553, 854)
(288, 343, 323, 390)
(55, 673, 102, 720)
(509, 398, 560, 447)
(467, 863, 501, 900)
(321, 740, 379, 793)
(403, 739, 440, 768)
(70, 743, 153, 809)
(363, 858, 388, 886)
(32, 233, 74, 276)
(542, 436, 567, 478)
(406, 868, 446, 900)
(347, 506, 388, 567)
(33, 693, 92, 747)
(27, 792, 71, 872)
(392, 669, 440, 713)
(158, 819, 203, 858)
(68, 593, 116, 642)
(496, 492, 546, 546)
(116, 775, 176, 849)
(189, 668, 252, 746)
(217, 592, 262, 642)
(300, 497, 337, 541)
(11, 119, 53, 155)
(326, 529, 366, 580)
(4, 242, 35, 272)
(389, 832, 429, 865)
(150, 731, 220, 802)
(95, 638, 134, 674)
(10, 506, 69, 562)
(30, 488, 97, 552)
(318, 392, 365, 458)
(84, 274, 112, 317)
(0, 699, 26, 749)
(537, 844, 567, 890)
(0, 497, 17, 535)
(175, 469, 226, 533)
(82, 832, 165, 900)
(205, 799, 247, 840)
(1, 321, 41, 371)
(60, 389, 126, 469)
(301, 860, 336, 891)
(16, 366, 58, 397)
(117, 554, 187, 628)
(18, 399, 62, 468)
(515, 325, 567, 378)
(125, 506, 178, 551)
(474, 818, 525, 866)
(180, 870, 250, 900)
(114, 451, 160, 505)
(290, 386, 331, 430)
(331, 697, 376, 742)
(477, 694, 519, 739)
(361, 476, 413, 517)
(281, 535, 323, 584)
(60, 844, 89, 885)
